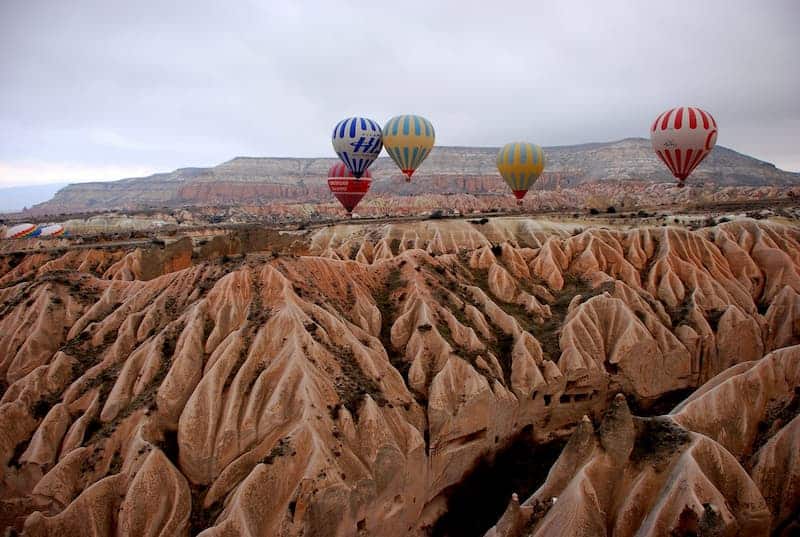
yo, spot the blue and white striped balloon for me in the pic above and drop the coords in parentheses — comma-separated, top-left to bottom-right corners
(331, 117, 383, 178)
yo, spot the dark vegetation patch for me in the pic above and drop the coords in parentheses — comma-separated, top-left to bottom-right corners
(627, 387, 697, 417)
(223, 334, 252, 392)
(63, 330, 117, 380)
(606, 206, 616, 214)
(84, 323, 183, 445)
(0, 280, 37, 319)
(641, 235, 662, 278)
(533, 275, 613, 362)
(79, 447, 102, 474)
(666, 297, 694, 328)
(522, 497, 556, 534)
(189, 484, 225, 536)
(330, 344, 387, 418)
(630, 416, 691, 468)
(670, 503, 726, 537)
(261, 436, 294, 464)
(429, 428, 566, 537)
(750, 387, 800, 462)
(375, 267, 408, 381)
(8, 437, 31, 469)
(157, 429, 180, 468)
(224, 273, 270, 392)
(30, 389, 61, 419)
(108, 449, 123, 475)
(468, 218, 489, 225)
(705, 308, 727, 332)
(427, 209, 444, 220)
(4, 251, 26, 270)
(433, 258, 609, 382)
(589, 208, 600, 215)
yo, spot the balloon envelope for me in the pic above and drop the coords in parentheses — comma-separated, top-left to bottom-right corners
(40, 224, 66, 237)
(327, 162, 371, 180)
(382, 115, 435, 182)
(328, 179, 371, 214)
(650, 106, 717, 187)
(496, 142, 545, 202)
(3, 223, 39, 239)
(331, 117, 383, 178)
(327, 162, 371, 214)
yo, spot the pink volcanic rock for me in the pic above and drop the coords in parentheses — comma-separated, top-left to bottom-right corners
(0, 217, 798, 536)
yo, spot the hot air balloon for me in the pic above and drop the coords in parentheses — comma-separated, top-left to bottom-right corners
(650, 106, 717, 188)
(40, 224, 66, 237)
(382, 114, 435, 182)
(327, 162, 371, 217)
(3, 223, 40, 239)
(331, 117, 383, 178)
(496, 142, 545, 205)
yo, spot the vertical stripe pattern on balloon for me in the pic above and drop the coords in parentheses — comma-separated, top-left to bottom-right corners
(496, 142, 545, 200)
(382, 114, 435, 179)
(650, 106, 717, 183)
(331, 117, 383, 178)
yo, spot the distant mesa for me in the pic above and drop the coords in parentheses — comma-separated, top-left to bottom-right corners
(25, 138, 800, 215)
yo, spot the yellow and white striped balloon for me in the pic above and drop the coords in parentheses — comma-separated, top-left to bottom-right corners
(496, 142, 545, 203)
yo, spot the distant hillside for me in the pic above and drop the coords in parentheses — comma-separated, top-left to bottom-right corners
(30, 139, 800, 214)
(0, 183, 68, 214)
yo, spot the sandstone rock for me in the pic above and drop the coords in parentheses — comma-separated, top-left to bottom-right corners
(0, 217, 798, 536)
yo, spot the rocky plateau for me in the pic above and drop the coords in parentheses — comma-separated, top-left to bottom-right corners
(22, 139, 800, 217)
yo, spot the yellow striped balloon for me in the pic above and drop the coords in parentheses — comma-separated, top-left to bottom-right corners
(382, 114, 435, 182)
(496, 142, 545, 204)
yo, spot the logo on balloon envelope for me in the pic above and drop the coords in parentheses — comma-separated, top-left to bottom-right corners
(650, 106, 717, 186)
(331, 117, 383, 178)
(327, 178, 371, 214)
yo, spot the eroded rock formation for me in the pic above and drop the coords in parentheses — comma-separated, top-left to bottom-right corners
(0, 217, 798, 536)
(485, 345, 800, 537)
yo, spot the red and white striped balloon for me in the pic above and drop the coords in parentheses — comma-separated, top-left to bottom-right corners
(650, 106, 717, 187)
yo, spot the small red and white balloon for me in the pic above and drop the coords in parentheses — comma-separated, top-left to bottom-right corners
(327, 162, 371, 217)
(650, 106, 717, 188)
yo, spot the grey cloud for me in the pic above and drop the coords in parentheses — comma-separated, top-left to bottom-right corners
(0, 0, 798, 186)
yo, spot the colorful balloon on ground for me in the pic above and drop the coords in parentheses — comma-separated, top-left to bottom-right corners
(382, 114, 435, 182)
(496, 142, 545, 204)
(3, 223, 40, 239)
(650, 106, 717, 187)
(327, 162, 371, 216)
(331, 117, 383, 178)
(40, 224, 66, 237)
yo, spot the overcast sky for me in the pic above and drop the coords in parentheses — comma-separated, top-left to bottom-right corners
(1, 0, 798, 187)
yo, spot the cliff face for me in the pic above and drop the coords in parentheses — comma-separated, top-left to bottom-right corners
(485, 347, 800, 537)
(1, 217, 799, 536)
(33, 139, 800, 214)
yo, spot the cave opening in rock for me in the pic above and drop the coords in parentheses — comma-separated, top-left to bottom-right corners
(429, 427, 567, 537)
